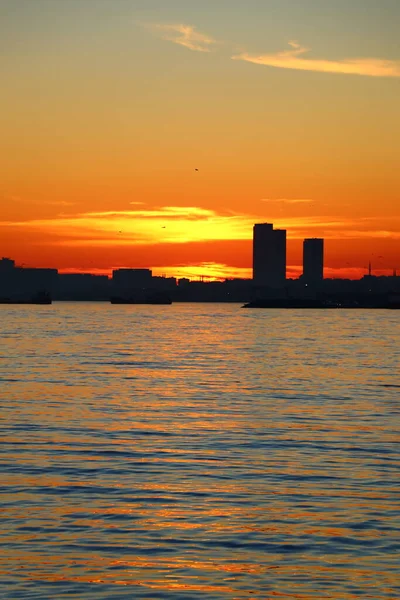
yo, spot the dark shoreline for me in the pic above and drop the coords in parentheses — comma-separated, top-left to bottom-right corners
(243, 300, 399, 309)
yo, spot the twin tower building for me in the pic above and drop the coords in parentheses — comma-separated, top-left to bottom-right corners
(253, 223, 324, 288)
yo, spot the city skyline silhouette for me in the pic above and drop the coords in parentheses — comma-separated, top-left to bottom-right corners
(1, 221, 398, 284)
(1, 222, 398, 306)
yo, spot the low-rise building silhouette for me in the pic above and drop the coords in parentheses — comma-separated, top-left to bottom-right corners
(112, 268, 153, 292)
(0, 258, 58, 300)
(56, 274, 110, 301)
(0, 257, 15, 272)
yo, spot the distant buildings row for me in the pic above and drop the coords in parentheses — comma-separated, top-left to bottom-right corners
(0, 257, 177, 301)
(0, 222, 398, 302)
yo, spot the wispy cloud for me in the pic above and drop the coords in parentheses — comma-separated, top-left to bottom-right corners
(0, 193, 24, 203)
(1, 207, 399, 245)
(0, 206, 254, 245)
(43, 200, 76, 207)
(0, 193, 74, 207)
(145, 23, 217, 53)
(233, 40, 400, 78)
(261, 198, 313, 204)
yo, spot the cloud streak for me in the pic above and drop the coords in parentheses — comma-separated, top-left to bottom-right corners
(1, 206, 399, 246)
(233, 41, 400, 78)
(261, 198, 313, 204)
(0, 206, 254, 245)
(145, 23, 217, 52)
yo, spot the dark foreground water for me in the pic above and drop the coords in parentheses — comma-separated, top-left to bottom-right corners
(0, 303, 399, 599)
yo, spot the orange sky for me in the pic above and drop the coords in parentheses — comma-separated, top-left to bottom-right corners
(1, 0, 399, 280)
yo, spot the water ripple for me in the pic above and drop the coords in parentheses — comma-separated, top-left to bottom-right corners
(0, 303, 399, 599)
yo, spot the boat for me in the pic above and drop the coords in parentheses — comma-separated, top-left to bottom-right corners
(0, 291, 52, 305)
(110, 292, 172, 305)
(242, 298, 328, 309)
(242, 297, 399, 309)
(388, 293, 400, 309)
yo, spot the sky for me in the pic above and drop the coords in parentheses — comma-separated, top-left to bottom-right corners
(1, 0, 399, 280)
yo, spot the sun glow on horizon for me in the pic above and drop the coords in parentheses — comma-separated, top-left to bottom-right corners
(1, 204, 398, 280)
(2, 206, 400, 246)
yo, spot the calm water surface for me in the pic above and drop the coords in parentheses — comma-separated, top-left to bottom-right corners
(0, 303, 399, 599)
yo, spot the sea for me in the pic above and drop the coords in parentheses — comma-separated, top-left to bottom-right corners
(0, 303, 399, 599)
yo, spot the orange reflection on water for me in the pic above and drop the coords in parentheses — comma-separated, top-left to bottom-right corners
(1, 549, 398, 599)
(1, 305, 398, 598)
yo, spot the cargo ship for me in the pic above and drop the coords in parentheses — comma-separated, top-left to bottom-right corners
(0, 291, 52, 305)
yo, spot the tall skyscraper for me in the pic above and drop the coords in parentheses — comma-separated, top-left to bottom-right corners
(303, 238, 324, 283)
(252, 223, 286, 287)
